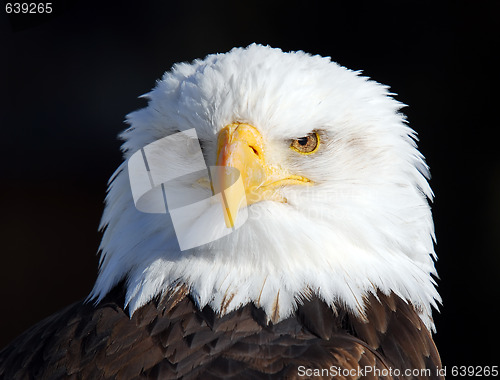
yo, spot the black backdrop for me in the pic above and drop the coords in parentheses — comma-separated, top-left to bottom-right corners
(1, 0, 498, 372)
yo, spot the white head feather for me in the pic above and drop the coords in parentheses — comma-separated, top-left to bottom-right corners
(89, 44, 440, 330)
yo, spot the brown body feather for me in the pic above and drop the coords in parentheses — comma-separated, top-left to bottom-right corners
(0, 284, 442, 379)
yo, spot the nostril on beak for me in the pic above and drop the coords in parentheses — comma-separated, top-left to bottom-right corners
(249, 145, 259, 157)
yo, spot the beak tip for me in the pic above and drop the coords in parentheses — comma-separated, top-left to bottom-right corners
(223, 207, 235, 229)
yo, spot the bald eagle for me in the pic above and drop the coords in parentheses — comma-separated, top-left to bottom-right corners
(0, 45, 442, 379)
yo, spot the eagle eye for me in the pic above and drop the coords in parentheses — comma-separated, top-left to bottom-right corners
(290, 132, 320, 154)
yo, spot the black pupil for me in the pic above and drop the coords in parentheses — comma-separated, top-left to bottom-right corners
(298, 137, 308, 146)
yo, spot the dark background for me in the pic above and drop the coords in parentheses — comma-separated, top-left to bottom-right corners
(1, 0, 498, 373)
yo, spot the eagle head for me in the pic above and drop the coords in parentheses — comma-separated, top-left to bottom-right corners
(90, 44, 440, 330)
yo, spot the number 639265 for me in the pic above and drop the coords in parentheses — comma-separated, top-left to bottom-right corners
(5, 3, 53, 14)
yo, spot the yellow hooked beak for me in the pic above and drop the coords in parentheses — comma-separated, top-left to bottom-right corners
(215, 123, 311, 228)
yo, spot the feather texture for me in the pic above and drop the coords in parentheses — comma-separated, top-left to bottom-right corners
(90, 45, 440, 331)
(0, 283, 442, 379)
(0, 45, 443, 379)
